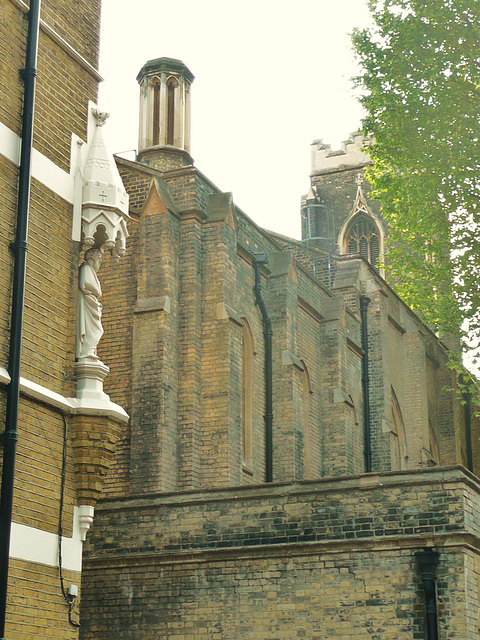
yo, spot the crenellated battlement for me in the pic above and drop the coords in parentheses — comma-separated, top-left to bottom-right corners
(310, 131, 371, 175)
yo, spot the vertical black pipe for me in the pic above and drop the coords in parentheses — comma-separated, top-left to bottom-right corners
(253, 254, 273, 483)
(463, 389, 473, 473)
(416, 549, 439, 640)
(0, 2, 41, 637)
(359, 295, 372, 473)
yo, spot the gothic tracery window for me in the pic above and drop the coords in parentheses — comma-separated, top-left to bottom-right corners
(346, 214, 380, 269)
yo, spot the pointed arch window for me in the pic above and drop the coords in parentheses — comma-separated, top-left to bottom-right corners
(346, 214, 381, 269)
(241, 319, 254, 469)
(391, 388, 407, 471)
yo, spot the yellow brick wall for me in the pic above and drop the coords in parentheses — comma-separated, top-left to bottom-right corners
(0, 0, 25, 136)
(13, 399, 75, 535)
(0, 154, 18, 364)
(0, 0, 102, 637)
(21, 180, 78, 395)
(41, 0, 100, 68)
(6, 559, 80, 639)
(84, 550, 428, 639)
(35, 35, 96, 172)
(83, 468, 480, 639)
(97, 229, 138, 497)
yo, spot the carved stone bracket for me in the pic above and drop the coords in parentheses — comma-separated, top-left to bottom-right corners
(77, 505, 95, 541)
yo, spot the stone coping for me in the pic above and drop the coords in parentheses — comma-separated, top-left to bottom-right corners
(84, 532, 480, 570)
(95, 465, 479, 511)
(85, 465, 480, 565)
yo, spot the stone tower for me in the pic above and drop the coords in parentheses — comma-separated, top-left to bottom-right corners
(301, 133, 385, 273)
(136, 57, 194, 170)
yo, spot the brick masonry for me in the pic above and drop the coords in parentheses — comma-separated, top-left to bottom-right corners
(0, 0, 120, 638)
(12, 3, 476, 639)
(81, 132, 480, 639)
(82, 467, 480, 639)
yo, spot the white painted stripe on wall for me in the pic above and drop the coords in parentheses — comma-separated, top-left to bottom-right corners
(10, 507, 84, 572)
(0, 121, 21, 165)
(32, 147, 75, 203)
(0, 366, 129, 422)
(0, 121, 74, 203)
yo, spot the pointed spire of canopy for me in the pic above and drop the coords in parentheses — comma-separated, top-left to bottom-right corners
(81, 108, 130, 257)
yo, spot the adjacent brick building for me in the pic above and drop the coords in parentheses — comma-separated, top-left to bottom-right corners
(1, 2, 478, 636)
(0, 1, 127, 637)
(79, 57, 480, 639)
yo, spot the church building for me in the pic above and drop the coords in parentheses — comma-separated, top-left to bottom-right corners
(2, 0, 480, 630)
(78, 58, 480, 640)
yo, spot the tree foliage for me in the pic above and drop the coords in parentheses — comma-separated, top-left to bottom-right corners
(352, 0, 480, 357)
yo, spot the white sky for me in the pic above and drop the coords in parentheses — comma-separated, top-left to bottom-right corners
(99, 0, 372, 239)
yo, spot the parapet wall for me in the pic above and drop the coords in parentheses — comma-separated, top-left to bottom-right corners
(84, 466, 480, 557)
(81, 466, 480, 640)
(311, 132, 371, 175)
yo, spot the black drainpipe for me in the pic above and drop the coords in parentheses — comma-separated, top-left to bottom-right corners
(416, 549, 439, 640)
(0, 2, 41, 637)
(463, 389, 473, 472)
(359, 295, 372, 473)
(253, 254, 273, 483)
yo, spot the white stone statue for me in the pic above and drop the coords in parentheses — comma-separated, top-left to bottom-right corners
(76, 248, 104, 360)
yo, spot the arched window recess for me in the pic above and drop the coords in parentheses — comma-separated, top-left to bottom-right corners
(338, 176, 385, 273)
(166, 75, 179, 146)
(300, 360, 313, 479)
(241, 318, 255, 471)
(391, 387, 407, 471)
(428, 419, 440, 466)
(150, 77, 161, 146)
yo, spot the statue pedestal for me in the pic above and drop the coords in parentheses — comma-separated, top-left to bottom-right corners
(75, 358, 110, 401)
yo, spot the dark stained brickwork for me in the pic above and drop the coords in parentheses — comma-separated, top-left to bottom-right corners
(82, 467, 480, 639)
(80, 139, 480, 639)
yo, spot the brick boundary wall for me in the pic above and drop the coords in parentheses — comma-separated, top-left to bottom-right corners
(81, 466, 480, 640)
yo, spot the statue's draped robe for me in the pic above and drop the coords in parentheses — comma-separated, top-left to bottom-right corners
(76, 262, 103, 359)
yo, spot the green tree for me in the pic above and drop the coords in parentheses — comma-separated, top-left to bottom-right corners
(352, 0, 480, 359)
